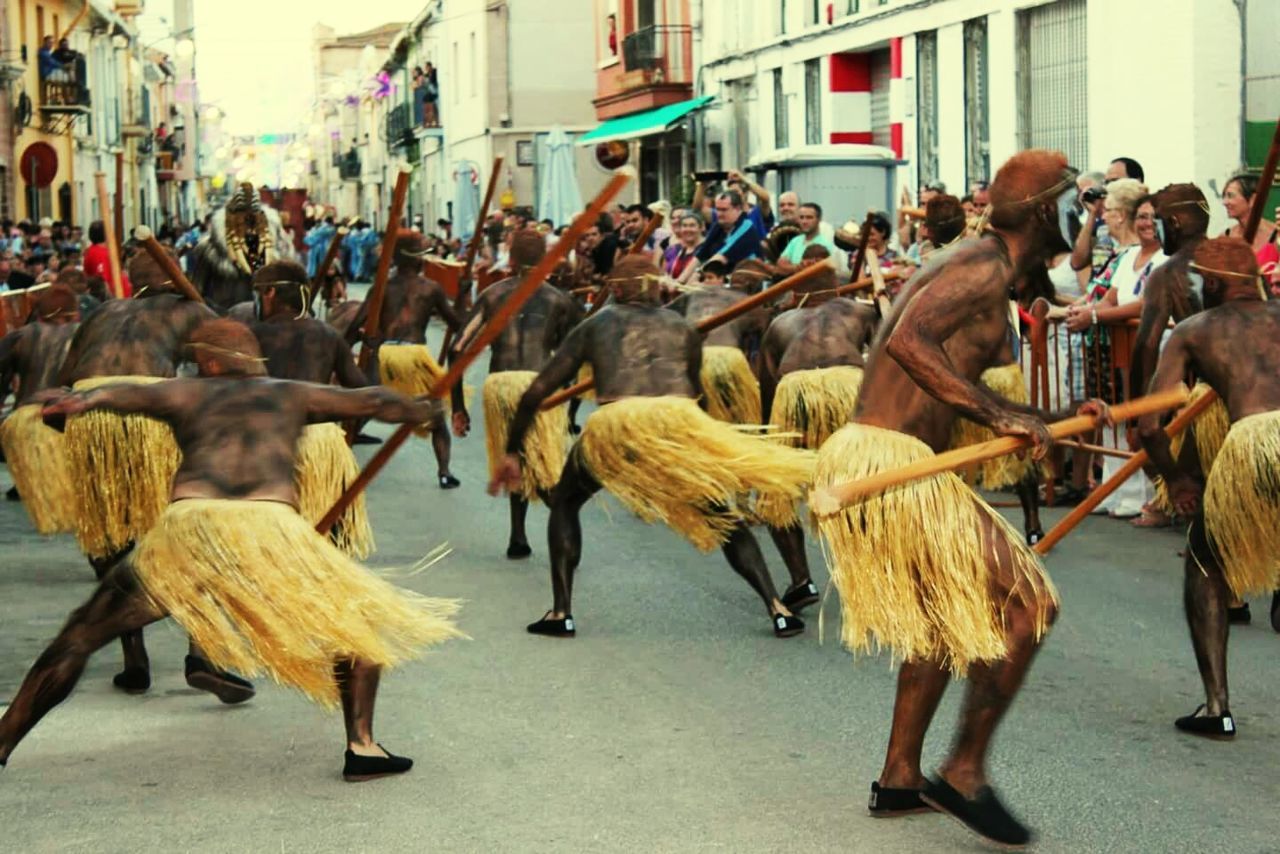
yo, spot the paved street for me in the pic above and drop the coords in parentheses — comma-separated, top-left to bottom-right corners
(2, 328, 1278, 853)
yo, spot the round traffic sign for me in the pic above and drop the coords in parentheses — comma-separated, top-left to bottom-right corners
(19, 142, 58, 188)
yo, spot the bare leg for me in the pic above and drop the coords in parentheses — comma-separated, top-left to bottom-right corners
(0, 566, 164, 764)
(336, 658, 383, 754)
(433, 422, 458, 487)
(879, 660, 951, 789)
(767, 524, 812, 589)
(938, 515, 1058, 797)
(720, 521, 801, 636)
(543, 446, 600, 622)
(1016, 474, 1044, 545)
(88, 544, 149, 690)
(507, 494, 533, 559)
(1184, 516, 1231, 716)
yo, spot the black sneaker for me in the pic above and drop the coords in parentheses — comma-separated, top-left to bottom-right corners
(343, 745, 413, 782)
(1174, 704, 1236, 740)
(921, 776, 1033, 849)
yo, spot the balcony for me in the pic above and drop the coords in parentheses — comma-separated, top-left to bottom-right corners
(594, 24, 693, 121)
(338, 149, 361, 181)
(387, 102, 413, 149)
(39, 78, 90, 135)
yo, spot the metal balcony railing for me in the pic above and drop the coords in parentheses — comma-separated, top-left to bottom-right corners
(387, 102, 412, 148)
(338, 150, 360, 180)
(620, 24, 693, 87)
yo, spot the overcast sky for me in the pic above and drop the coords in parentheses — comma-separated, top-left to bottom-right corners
(139, 0, 426, 137)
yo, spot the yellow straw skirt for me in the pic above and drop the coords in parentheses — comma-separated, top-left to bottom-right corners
(483, 371, 568, 501)
(0, 404, 77, 535)
(579, 396, 816, 552)
(133, 499, 464, 708)
(576, 364, 596, 401)
(950, 363, 1042, 489)
(1155, 383, 1231, 513)
(1204, 411, 1280, 598)
(65, 376, 181, 559)
(813, 423, 1058, 674)
(378, 343, 446, 438)
(700, 346, 762, 424)
(755, 365, 863, 529)
(294, 423, 375, 558)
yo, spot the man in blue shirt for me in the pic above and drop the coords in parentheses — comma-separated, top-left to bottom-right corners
(695, 190, 764, 272)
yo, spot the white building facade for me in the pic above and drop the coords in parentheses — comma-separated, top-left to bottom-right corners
(698, 0, 1250, 223)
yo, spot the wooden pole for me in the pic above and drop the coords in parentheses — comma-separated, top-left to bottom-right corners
(848, 212, 876, 284)
(627, 211, 665, 255)
(437, 155, 504, 363)
(540, 258, 836, 410)
(133, 226, 204, 304)
(833, 269, 903, 298)
(355, 166, 413, 375)
(1032, 387, 1218, 555)
(808, 387, 1189, 517)
(95, 172, 125, 299)
(315, 169, 633, 535)
(114, 151, 125, 255)
(309, 223, 349, 313)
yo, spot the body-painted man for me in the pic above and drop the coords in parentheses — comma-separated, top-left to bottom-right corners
(491, 256, 814, 640)
(0, 319, 462, 781)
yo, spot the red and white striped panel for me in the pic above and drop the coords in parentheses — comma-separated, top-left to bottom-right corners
(829, 53, 872, 145)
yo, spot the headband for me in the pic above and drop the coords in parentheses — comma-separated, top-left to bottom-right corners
(989, 171, 1079, 214)
(187, 341, 268, 363)
(1188, 262, 1260, 281)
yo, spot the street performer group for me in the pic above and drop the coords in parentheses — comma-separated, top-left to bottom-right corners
(1, 142, 1277, 851)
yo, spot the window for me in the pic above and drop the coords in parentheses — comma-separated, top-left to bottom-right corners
(963, 17, 990, 185)
(804, 58, 822, 145)
(806, 0, 822, 26)
(469, 32, 477, 98)
(36, 4, 45, 42)
(775, 0, 788, 36)
(600, 0, 619, 65)
(1016, 0, 1088, 168)
(773, 68, 788, 148)
(916, 32, 939, 185)
(1244, 0, 1280, 170)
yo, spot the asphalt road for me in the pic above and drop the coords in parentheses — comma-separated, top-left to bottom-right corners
(2, 326, 1278, 853)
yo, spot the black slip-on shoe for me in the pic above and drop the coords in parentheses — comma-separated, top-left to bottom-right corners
(782, 581, 820, 612)
(869, 780, 934, 817)
(343, 745, 413, 782)
(527, 614, 576, 637)
(185, 655, 255, 705)
(921, 776, 1033, 849)
(1228, 603, 1251, 625)
(1175, 704, 1236, 740)
(112, 667, 151, 694)
(772, 613, 804, 638)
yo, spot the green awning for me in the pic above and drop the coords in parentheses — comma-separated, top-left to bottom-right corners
(577, 96, 715, 146)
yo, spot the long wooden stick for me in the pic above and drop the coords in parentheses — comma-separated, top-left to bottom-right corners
(1034, 116, 1280, 553)
(808, 387, 1189, 517)
(540, 258, 836, 410)
(849, 212, 876, 283)
(1032, 387, 1217, 555)
(309, 223, 349, 313)
(94, 172, 125, 299)
(114, 152, 125, 255)
(133, 226, 204, 304)
(627, 212, 664, 255)
(1054, 439, 1133, 460)
(437, 155, 504, 362)
(356, 166, 413, 374)
(834, 269, 903, 297)
(316, 169, 632, 535)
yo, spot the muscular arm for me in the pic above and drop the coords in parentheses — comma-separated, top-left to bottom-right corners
(302, 383, 439, 426)
(686, 328, 706, 410)
(505, 325, 588, 454)
(60, 380, 185, 419)
(886, 261, 1026, 430)
(330, 334, 369, 388)
(430, 285, 463, 333)
(1128, 266, 1179, 400)
(1070, 210, 1098, 272)
(1137, 327, 1193, 483)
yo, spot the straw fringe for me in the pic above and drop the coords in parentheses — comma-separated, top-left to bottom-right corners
(378, 343, 452, 437)
(755, 366, 863, 529)
(1154, 384, 1231, 513)
(0, 404, 77, 534)
(483, 371, 569, 501)
(133, 499, 464, 709)
(579, 396, 816, 551)
(1204, 412, 1280, 598)
(65, 376, 180, 559)
(950, 364, 1044, 488)
(576, 364, 596, 401)
(700, 346, 762, 424)
(813, 422, 1057, 675)
(294, 423, 375, 557)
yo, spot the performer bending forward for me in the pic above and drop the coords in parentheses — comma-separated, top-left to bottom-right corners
(0, 320, 463, 781)
(491, 256, 815, 639)
(812, 150, 1101, 848)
